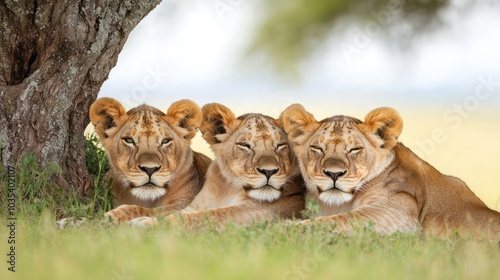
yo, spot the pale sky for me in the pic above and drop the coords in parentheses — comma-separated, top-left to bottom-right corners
(99, 0, 500, 115)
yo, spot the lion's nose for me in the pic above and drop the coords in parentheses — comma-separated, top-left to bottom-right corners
(257, 168, 279, 180)
(323, 170, 346, 182)
(138, 165, 161, 177)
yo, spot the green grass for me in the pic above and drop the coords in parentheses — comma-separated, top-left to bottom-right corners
(84, 133, 114, 217)
(1, 135, 500, 280)
(0, 133, 113, 219)
(1, 215, 500, 280)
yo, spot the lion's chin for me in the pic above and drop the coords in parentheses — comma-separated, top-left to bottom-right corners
(246, 186, 281, 202)
(318, 189, 353, 207)
(130, 186, 166, 201)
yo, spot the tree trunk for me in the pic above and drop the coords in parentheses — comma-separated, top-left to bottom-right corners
(0, 0, 161, 194)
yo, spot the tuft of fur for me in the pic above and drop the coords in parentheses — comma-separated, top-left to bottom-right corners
(164, 99, 202, 140)
(363, 107, 403, 150)
(89, 97, 127, 139)
(200, 103, 238, 144)
(279, 104, 319, 145)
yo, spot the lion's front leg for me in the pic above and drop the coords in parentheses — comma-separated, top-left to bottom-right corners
(301, 204, 420, 235)
(167, 204, 272, 229)
(128, 216, 159, 228)
(104, 205, 154, 224)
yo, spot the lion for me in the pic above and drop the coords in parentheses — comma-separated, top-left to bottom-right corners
(128, 103, 306, 228)
(279, 104, 500, 238)
(89, 98, 211, 223)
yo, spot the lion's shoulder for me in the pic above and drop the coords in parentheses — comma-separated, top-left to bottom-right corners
(193, 151, 212, 183)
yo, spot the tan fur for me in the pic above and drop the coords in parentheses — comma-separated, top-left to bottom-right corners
(89, 98, 211, 223)
(280, 105, 500, 239)
(166, 103, 306, 228)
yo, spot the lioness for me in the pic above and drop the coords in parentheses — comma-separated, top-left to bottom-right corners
(89, 98, 211, 222)
(280, 104, 500, 238)
(129, 103, 306, 228)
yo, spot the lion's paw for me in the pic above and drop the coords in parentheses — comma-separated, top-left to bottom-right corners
(128, 216, 159, 228)
(299, 219, 313, 226)
(104, 205, 152, 224)
(56, 217, 87, 229)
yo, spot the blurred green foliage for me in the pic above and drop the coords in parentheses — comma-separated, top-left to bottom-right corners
(249, 0, 454, 73)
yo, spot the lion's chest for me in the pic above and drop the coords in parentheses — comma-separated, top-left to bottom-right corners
(318, 200, 354, 217)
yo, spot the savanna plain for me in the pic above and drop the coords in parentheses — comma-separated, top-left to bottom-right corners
(1, 106, 499, 280)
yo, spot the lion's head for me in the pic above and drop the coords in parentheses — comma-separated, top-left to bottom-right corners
(200, 103, 299, 202)
(280, 105, 403, 207)
(89, 98, 202, 202)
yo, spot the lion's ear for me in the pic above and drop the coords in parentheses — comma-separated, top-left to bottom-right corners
(89, 97, 127, 139)
(278, 104, 318, 145)
(363, 107, 403, 149)
(165, 99, 202, 140)
(200, 103, 237, 145)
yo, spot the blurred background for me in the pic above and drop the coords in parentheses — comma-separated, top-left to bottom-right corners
(96, 0, 500, 210)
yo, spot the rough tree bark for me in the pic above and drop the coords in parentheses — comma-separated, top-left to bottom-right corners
(0, 0, 161, 194)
